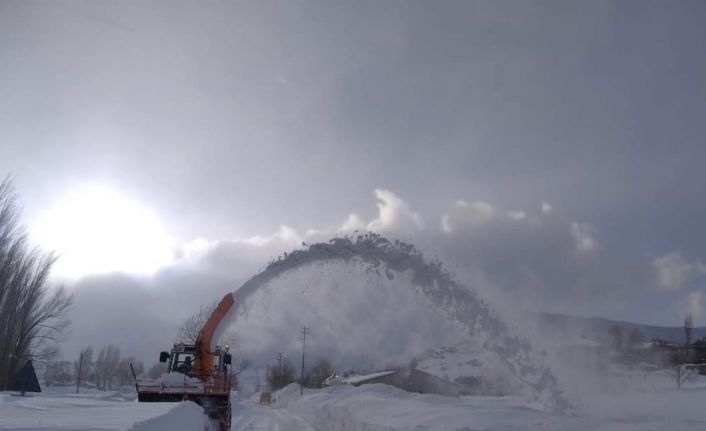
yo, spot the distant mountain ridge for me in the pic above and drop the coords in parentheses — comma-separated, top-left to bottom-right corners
(537, 312, 706, 343)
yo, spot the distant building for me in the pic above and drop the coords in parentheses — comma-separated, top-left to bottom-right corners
(389, 368, 476, 397)
(326, 367, 490, 398)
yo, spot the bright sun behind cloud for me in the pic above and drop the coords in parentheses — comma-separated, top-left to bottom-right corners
(31, 185, 175, 279)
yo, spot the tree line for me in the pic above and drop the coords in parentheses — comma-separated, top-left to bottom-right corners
(43, 344, 168, 390)
(605, 313, 705, 388)
(266, 357, 333, 391)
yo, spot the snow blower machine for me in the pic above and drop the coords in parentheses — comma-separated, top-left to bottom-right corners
(136, 293, 236, 430)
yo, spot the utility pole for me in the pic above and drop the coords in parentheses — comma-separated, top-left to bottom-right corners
(300, 327, 309, 396)
(276, 352, 284, 374)
(275, 352, 284, 389)
(265, 364, 270, 392)
(76, 352, 83, 394)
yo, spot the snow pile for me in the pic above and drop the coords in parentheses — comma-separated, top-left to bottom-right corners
(126, 401, 206, 431)
(222, 234, 568, 411)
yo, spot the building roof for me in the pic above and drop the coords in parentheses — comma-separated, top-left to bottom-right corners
(343, 370, 397, 385)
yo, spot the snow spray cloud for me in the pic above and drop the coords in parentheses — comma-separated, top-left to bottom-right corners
(218, 233, 570, 411)
(226, 262, 468, 370)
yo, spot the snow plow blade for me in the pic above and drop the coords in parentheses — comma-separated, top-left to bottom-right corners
(137, 388, 231, 429)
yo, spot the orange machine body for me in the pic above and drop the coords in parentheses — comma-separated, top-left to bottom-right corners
(137, 292, 237, 430)
(192, 293, 235, 380)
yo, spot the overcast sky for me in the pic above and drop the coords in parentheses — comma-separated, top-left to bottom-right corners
(1, 1, 706, 362)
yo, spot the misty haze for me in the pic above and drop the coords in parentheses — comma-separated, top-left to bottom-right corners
(2, 1, 706, 430)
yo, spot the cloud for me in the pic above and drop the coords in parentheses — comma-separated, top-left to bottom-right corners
(653, 252, 695, 290)
(174, 189, 424, 279)
(435, 199, 666, 318)
(440, 200, 595, 257)
(366, 189, 423, 234)
(176, 225, 303, 276)
(697, 262, 706, 276)
(570, 222, 597, 253)
(334, 189, 424, 236)
(441, 200, 496, 232)
(687, 292, 703, 318)
(339, 213, 366, 232)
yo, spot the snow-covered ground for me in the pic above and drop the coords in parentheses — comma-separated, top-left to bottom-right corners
(0, 387, 205, 431)
(0, 387, 313, 431)
(231, 395, 315, 431)
(269, 377, 706, 431)
(4, 374, 706, 431)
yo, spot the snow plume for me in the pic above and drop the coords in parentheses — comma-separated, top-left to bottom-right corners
(221, 233, 570, 412)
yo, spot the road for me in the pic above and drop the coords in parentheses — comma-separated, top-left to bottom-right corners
(231, 395, 316, 431)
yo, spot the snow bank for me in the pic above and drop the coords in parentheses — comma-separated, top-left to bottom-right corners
(126, 401, 206, 431)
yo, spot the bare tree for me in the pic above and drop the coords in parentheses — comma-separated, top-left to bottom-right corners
(671, 313, 696, 388)
(627, 328, 643, 350)
(44, 360, 73, 386)
(0, 177, 72, 390)
(229, 359, 251, 390)
(73, 346, 94, 386)
(147, 362, 168, 380)
(267, 358, 295, 390)
(671, 350, 691, 388)
(175, 302, 217, 344)
(94, 345, 121, 390)
(607, 325, 624, 352)
(304, 358, 333, 388)
(117, 357, 143, 387)
(684, 313, 694, 346)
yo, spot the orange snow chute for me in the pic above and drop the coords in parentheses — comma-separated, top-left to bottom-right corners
(192, 293, 235, 380)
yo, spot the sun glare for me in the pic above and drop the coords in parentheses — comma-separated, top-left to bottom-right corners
(31, 185, 175, 279)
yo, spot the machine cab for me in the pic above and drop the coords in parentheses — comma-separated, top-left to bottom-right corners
(160, 343, 232, 376)
(161, 343, 197, 375)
